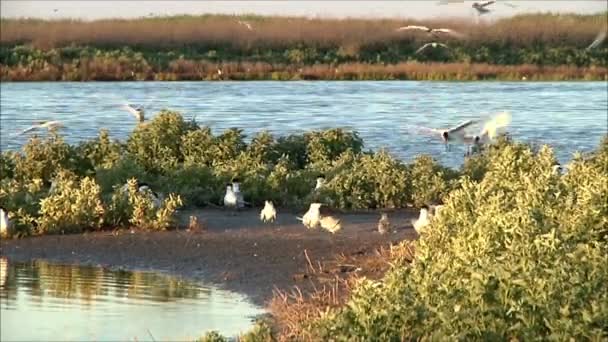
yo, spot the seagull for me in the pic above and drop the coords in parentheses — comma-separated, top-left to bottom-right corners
(315, 174, 326, 191)
(19, 120, 63, 135)
(472, 1, 495, 15)
(237, 20, 253, 31)
(260, 200, 277, 223)
(231, 179, 249, 208)
(411, 119, 476, 151)
(461, 112, 512, 152)
(378, 213, 390, 235)
(396, 25, 465, 39)
(320, 216, 342, 234)
(223, 183, 238, 210)
(586, 29, 607, 51)
(0, 207, 10, 237)
(552, 163, 563, 175)
(122, 104, 145, 123)
(138, 183, 162, 208)
(296, 203, 322, 229)
(411, 205, 431, 234)
(415, 42, 450, 54)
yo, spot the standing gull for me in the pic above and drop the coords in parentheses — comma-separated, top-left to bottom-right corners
(378, 213, 390, 235)
(223, 183, 238, 211)
(296, 203, 322, 229)
(260, 200, 277, 223)
(320, 216, 342, 234)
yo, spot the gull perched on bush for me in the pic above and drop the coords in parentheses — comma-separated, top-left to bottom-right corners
(260, 200, 277, 223)
(19, 120, 63, 135)
(396, 25, 465, 39)
(122, 104, 145, 123)
(297, 203, 322, 229)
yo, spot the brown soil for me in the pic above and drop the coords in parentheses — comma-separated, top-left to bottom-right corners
(0, 208, 419, 307)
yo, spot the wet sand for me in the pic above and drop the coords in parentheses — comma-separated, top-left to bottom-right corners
(0, 208, 418, 306)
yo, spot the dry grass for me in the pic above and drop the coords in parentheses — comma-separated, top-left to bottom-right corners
(268, 243, 415, 341)
(2, 60, 605, 81)
(1, 13, 606, 49)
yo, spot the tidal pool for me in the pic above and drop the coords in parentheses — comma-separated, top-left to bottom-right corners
(0, 258, 264, 341)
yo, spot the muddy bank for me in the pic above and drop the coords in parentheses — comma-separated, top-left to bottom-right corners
(0, 208, 418, 306)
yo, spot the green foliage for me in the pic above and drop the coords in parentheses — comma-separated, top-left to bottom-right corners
(408, 154, 457, 207)
(309, 142, 608, 340)
(76, 129, 123, 169)
(12, 133, 76, 184)
(197, 331, 228, 342)
(238, 320, 275, 342)
(37, 171, 105, 234)
(305, 128, 363, 168)
(126, 110, 195, 173)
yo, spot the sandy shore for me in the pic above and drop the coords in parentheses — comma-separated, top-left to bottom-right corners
(0, 208, 418, 306)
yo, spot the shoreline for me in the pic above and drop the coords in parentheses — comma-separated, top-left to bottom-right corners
(0, 208, 418, 306)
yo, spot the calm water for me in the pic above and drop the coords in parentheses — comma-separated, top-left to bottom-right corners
(0, 258, 264, 342)
(0, 81, 606, 168)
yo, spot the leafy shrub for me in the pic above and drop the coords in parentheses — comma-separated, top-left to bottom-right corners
(162, 165, 218, 207)
(76, 129, 123, 169)
(95, 156, 151, 195)
(121, 178, 183, 230)
(126, 110, 195, 173)
(239, 320, 275, 342)
(181, 126, 216, 166)
(12, 133, 77, 184)
(305, 128, 364, 168)
(37, 171, 105, 234)
(309, 143, 608, 340)
(408, 154, 458, 207)
(197, 331, 227, 342)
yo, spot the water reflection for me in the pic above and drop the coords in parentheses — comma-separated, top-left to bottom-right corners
(0, 258, 264, 341)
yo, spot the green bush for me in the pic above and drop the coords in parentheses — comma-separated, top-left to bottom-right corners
(308, 142, 608, 340)
(12, 133, 78, 184)
(123, 178, 183, 230)
(76, 129, 123, 169)
(408, 154, 458, 207)
(305, 128, 364, 168)
(37, 171, 105, 234)
(197, 331, 228, 342)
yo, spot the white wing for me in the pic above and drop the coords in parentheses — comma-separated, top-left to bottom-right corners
(415, 43, 433, 54)
(407, 124, 444, 137)
(396, 25, 430, 32)
(586, 30, 607, 50)
(432, 28, 466, 39)
(448, 120, 476, 134)
(19, 125, 40, 135)
(480, 112, 511, 139)
(122, 104, 144, 121)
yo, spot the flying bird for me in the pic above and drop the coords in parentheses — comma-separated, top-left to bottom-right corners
(237, 20, 253, 31)
(461, 112, 512, 152)
(296, 203, 322, 229)
(260, 200, 277, 223)
(396, 25, 465, 39)
(415, 42, 450, 54)
(411, 119, 476, 151)
(19, 120, 63, 135)
(411, 205, 431, 234)
(378, 213, 391, 235)
(472, 1, 495, 15)
(122, 104, 145, 123)
(320, 216, 342, 234)
(586, 29, 607, 50)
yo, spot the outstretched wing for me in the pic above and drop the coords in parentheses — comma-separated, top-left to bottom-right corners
(415, 43, 432, 54)
(480, 0, 495, 8)
(122, 104, 141, 119)
(481, 112, 511, 139)
(19, 125, 38, 135)
(432, 28, 466, 39)
(396, 25, 429, 32)
(586, 30, 607, 50)
(447, 120, 476, 134)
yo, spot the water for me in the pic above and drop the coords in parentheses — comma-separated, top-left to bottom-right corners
(0, 258, 264, 342)
(0, 81, 606, 168)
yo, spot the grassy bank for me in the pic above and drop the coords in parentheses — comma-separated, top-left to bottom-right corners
(1, 13, 607, 81)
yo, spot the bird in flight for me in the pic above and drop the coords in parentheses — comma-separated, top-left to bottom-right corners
(410, 119, 477, 151)
(396, 25, 465, 39)
(122, 104, 145, 123)
(237, 20, 253, 31)
(415, 42, 450, 54)
(19, 120, 63, 135)
(462, 112, 512, 153)
(472, 1, 496, 15)
(586, 29, 607, 50)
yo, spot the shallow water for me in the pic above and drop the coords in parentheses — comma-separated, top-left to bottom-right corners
(0, 81, 606, 168)
(0, 258, 264, 341)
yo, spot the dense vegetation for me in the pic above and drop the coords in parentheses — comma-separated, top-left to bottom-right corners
(1, 13, 607, 81)
(203, 131, 608, 341)
(1, 109, 606, 339)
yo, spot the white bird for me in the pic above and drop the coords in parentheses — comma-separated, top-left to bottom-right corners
(396, 25, 465, 39)
(552, 163, 563, 175)
(430, 204, 445, 218)
(415, 42, 450, 54)
(237, 20, 253, 31)
(296, 203, 322, 229)
(138, 183, 162, 208)
(411, 206, 431, 234)
(122, 104, 145, 123)
(472, 1, 495, 14)
(465, 112, 512, 148)
(0, 207, 11, 238)
(223, 183, 238, 209)
(315, 175, 326, 191)
(586, 29, 607, 51)
(231, 179, 248, 208)
(260, 200, 277, 223)
(0, 257, 7, 287)
(19, 120, 63, 135)
(412, 119, 476, 151)
(378, 213, 390, 235)
(320, 216, 342, 234)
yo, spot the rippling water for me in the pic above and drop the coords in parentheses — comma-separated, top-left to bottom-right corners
(0, 258, 264, 341)
(0, 81, 606, 168)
